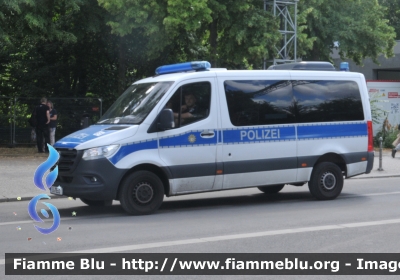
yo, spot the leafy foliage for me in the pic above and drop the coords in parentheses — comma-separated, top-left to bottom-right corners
(379, 0, 400, 39)
(298, 0, 396, 64)
(374, 128, 399, 148)
(0, 0, 398, 144)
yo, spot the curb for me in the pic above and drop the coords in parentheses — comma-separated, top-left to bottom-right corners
(0, 195, 68, 203)
(0, 154, 48, 158)
(350, 174, 400, 179)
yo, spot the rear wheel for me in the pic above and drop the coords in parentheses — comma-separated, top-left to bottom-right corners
(119, 170, 164, 215)
(80, 198, 113, 207)
(308, 162, 343, 200)
(258, 184, 285, 194)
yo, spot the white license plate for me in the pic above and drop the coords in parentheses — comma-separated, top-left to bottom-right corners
(50, 186, 63, 196)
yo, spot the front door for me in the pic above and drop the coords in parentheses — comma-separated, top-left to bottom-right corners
(158, 79, 219, 194)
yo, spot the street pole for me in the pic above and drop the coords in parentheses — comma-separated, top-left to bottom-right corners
(378, 137, 383, 171)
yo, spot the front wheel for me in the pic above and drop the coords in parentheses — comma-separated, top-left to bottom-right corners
(308, 162, 343, 200)
(119, 170, 164, 215)
(258, 184, 285, 194)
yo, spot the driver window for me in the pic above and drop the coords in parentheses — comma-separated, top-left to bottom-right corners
(165, 82, 211, 128)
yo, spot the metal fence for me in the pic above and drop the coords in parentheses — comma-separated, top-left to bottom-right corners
(0, 97, 103, 146)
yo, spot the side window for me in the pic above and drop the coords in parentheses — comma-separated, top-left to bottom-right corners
(165, 82, 211, 128)
(224, 80, 295, 126)
(292, 80, 364, 123)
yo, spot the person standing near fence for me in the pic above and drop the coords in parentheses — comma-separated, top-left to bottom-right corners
(35, 97, 50, 153)
(47, 100, 57, 146)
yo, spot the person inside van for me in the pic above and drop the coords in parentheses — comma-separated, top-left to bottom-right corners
(174, 93, 203, 124)
(179, 93, 199, 117)
(165, 101, 173, 110)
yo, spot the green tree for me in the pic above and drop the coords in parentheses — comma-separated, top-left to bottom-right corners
(207, 0, 280, 69)
(1, 0, 83, 99)
(0, 0, 122, 140)
(298, 0, 396, 64)
(0, 0, 120, 99)
(0, 0, 79, 50)
(98, 0, 282, 70)
(379, 0, 400, 39)
(98, 0, 167, 93)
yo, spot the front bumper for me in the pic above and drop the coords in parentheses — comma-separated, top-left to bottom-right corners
(54, 149, 126, 200)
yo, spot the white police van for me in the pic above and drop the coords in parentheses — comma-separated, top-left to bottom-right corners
(53, 61, 374, 215)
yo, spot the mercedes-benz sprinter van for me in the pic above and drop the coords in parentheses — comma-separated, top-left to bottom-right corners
(52, 61, 374, 215)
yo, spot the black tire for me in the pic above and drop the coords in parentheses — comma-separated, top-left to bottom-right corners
(80, 198, 113, 207)
(308, 162, 343, 200)
(119, 170, 164, 215)
(258, 184, 285, 194)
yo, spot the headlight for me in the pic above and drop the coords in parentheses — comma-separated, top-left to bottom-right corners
(82, 145, 120, 160)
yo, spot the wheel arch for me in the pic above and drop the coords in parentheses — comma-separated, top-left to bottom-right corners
(116, 164, 170, 200)
(314, 153, 347, 176)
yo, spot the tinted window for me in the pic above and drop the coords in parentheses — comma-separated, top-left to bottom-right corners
(292, 80, 364, 123)
(224, 80, 295, 126)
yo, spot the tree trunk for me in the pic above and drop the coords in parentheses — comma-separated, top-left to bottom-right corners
(76, 52, 87, 97)
(118, 36, 127, 95)
(310, 44, 321, 61)
(209, 19, 218, 67)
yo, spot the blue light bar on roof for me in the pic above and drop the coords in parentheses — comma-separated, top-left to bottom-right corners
(155, 61, 211, 75)
(340, 62, 350, 72)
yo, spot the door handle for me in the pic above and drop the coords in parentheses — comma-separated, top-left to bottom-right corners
(200, 130, 215, 138)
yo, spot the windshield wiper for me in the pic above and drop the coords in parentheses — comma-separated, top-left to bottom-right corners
(118, 115, 142, 124)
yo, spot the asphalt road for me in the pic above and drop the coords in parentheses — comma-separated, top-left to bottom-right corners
(1, 177, 400, 280)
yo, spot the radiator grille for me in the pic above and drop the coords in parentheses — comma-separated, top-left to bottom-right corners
(56, 148, 81, 173)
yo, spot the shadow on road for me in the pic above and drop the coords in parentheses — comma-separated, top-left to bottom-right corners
(160, 191, 315, 212)
(54, 189, 367, 218)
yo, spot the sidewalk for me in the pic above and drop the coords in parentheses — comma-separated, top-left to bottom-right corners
(0, 148, 399, 203)
(0, 155, 60, 203)
(350, 149, 400, 179)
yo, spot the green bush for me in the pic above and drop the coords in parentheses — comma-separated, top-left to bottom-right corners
(374, 129, 399, 148)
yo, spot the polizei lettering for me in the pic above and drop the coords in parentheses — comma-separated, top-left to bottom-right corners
(240, 129, 280, 141)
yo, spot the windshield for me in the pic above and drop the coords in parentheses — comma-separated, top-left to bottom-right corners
(97, 82, 173, 124)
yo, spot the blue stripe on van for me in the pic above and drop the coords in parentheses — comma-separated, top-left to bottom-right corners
(109, 131, 218, 165)
(217, 130, 222, 144)
(107, 122, 367, 165)
(54, 142, 79, 149)
(109, 139, 158, 165)
(159, 130, 217, 148)
(54, 125, 123, 149)
(297, 122, 367, 140)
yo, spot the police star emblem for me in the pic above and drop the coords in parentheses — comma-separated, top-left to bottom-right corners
(188, 134, 196, 143)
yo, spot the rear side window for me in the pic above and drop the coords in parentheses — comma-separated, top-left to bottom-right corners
(292, 80, 364, 123)
(224, 80, 295, 126)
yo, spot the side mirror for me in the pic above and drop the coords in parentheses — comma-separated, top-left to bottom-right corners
(158, 109, 175, 131)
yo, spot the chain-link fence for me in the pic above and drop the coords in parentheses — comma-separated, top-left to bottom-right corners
(0, 97, 103, 146)
(0, 96, 13, 146)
